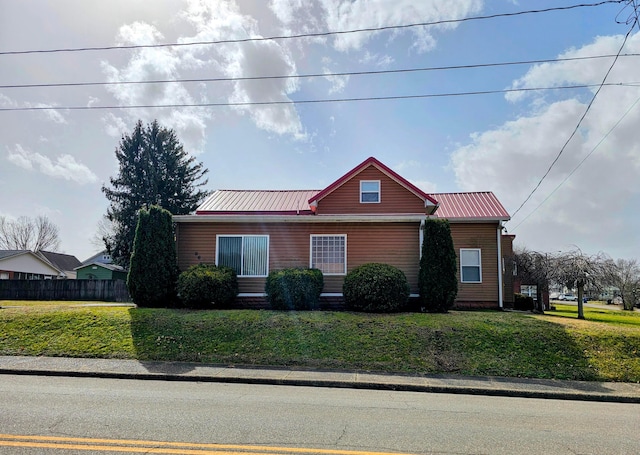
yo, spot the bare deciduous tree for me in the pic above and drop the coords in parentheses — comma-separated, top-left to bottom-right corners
(0, 215, 61, 252)
(514, 248, 556, 313)
(604, 258, 640, 311)
(553, 248, 609, 320)
(91, 216, 115, 250)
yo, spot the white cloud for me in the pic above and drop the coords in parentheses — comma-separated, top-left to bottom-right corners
(99, 1, 306, 145)
(507, 33, 640, 103)
(24, 103, 68, 124)
(359, 51, 395, 67)
(269, 0, 485, 56)
(7, 144, 98, 185)
(309, 0, 483, 52)
(451, 32, 640, 257)
(394, 160, 437, 192)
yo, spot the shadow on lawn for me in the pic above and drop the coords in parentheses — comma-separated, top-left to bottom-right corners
(125, 306, 613, 384)
(128, 307, 201, 374)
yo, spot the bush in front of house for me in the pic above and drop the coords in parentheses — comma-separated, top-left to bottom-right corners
(419, 218, 458, 313)
(127, 205, 179, 307)
(265, 268, 324, 310)
(177, 263, 238, 309)
(343, 263, 410, 313)
(514, 293, 535, 311)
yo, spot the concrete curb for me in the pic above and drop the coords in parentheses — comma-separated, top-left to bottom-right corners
(1, 356, 639, 403)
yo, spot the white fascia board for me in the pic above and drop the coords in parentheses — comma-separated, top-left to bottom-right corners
(173, 214, 427, 223)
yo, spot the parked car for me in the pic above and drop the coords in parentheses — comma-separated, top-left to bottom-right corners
(563, 294, 578, 301)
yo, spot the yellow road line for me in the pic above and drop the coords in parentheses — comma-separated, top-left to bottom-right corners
(0, 434, 416, 455)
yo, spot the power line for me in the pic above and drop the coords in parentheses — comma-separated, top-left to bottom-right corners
(511, 93, 640, 231)
(2, 53, 639, 90)
(509, 19, 635, 219)
(1, 82, 638, 113)
(0, 1, 623, 56)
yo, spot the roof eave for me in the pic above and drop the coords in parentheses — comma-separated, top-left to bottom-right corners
(174, 214, 428, 223)
(437, 216, 511, 223)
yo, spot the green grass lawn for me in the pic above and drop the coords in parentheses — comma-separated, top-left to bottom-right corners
(1, 301, 639, 382)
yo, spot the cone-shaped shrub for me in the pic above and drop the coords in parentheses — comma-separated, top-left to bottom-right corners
(419, 218, 458, 312)
(127, 205, 178, 307)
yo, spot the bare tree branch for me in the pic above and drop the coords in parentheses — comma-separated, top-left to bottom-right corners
(0, 215, 61, 252)
(604, 258, 640, 310)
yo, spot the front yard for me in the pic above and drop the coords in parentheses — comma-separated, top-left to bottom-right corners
(1, 301, 639, 382)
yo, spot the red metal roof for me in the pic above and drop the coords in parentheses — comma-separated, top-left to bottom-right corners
(196, 190, 320, 215)
(196, 189, 509, 221)
(429, 192, 510, 220)
(308, 157, 439, 206)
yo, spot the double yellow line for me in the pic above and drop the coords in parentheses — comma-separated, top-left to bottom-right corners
(0, 434, 415, 455)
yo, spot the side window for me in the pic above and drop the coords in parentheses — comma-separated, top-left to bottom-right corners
(360, 180, 380, 203)
(460, 249, 482, 283)
(310, 235, 347, 275)
(217, 235, 269, 277)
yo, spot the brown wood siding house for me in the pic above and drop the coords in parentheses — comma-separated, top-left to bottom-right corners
(174, 157, 514, 309)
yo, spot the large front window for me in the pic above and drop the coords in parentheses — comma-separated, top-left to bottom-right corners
(217, 235, 269, 277)
(460, 248, 482, 283)
(310, 235, 346, 275)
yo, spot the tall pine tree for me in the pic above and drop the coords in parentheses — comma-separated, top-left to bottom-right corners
(102, 120, 210, 266)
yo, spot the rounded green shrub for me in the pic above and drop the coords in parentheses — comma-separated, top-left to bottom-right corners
(514, 293, 534, 311)
(343, 263, 410, 313)
(265, 268, 324, 310)
(177, 264, 238, 309)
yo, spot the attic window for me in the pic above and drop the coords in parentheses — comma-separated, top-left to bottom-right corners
(360, 180, 380, 203)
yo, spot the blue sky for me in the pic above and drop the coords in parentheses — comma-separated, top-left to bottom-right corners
(1, 0, 639, 262)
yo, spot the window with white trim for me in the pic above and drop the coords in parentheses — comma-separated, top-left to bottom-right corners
(216, 235, 269, 277)
(360, 180, 380, 203)
(310, 235, 346, 275)
(460, 248, 482, 283)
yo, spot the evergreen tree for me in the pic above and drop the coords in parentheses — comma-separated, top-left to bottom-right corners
(102, 120, 210, 266)
(419, 218, 458, 313)
(127, 205, 178, 307)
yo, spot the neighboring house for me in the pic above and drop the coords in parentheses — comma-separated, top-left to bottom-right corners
(174, 157, 514, 309)
(75, 262, 127, 281)
(0, 250, 64, 279)
(37, 251, 82, 279)
(82, 250, 113, 266)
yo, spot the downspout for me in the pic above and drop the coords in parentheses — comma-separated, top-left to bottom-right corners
(419, 219, 425, 257)
(497, 222, 504, 309)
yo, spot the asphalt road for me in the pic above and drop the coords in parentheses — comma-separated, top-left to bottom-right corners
(1, 374, 639, 455)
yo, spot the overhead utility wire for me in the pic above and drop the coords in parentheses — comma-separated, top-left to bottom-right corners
(508, 1, 640, 229)
(2, 53, 638, 90)
(511, 93, 640, 231)
(0, 1, 622, 56)
(2, 82, 638, 113)
(508, 17, 635, 219)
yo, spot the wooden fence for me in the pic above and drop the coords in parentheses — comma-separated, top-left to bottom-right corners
(0, 280, 131, 302)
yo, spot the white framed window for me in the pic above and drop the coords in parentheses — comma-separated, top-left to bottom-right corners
(216, 235, 269, 277)
(460, 248, 482, 283)
(310, 234, 347, 275)
(360, 180, 380, 203)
